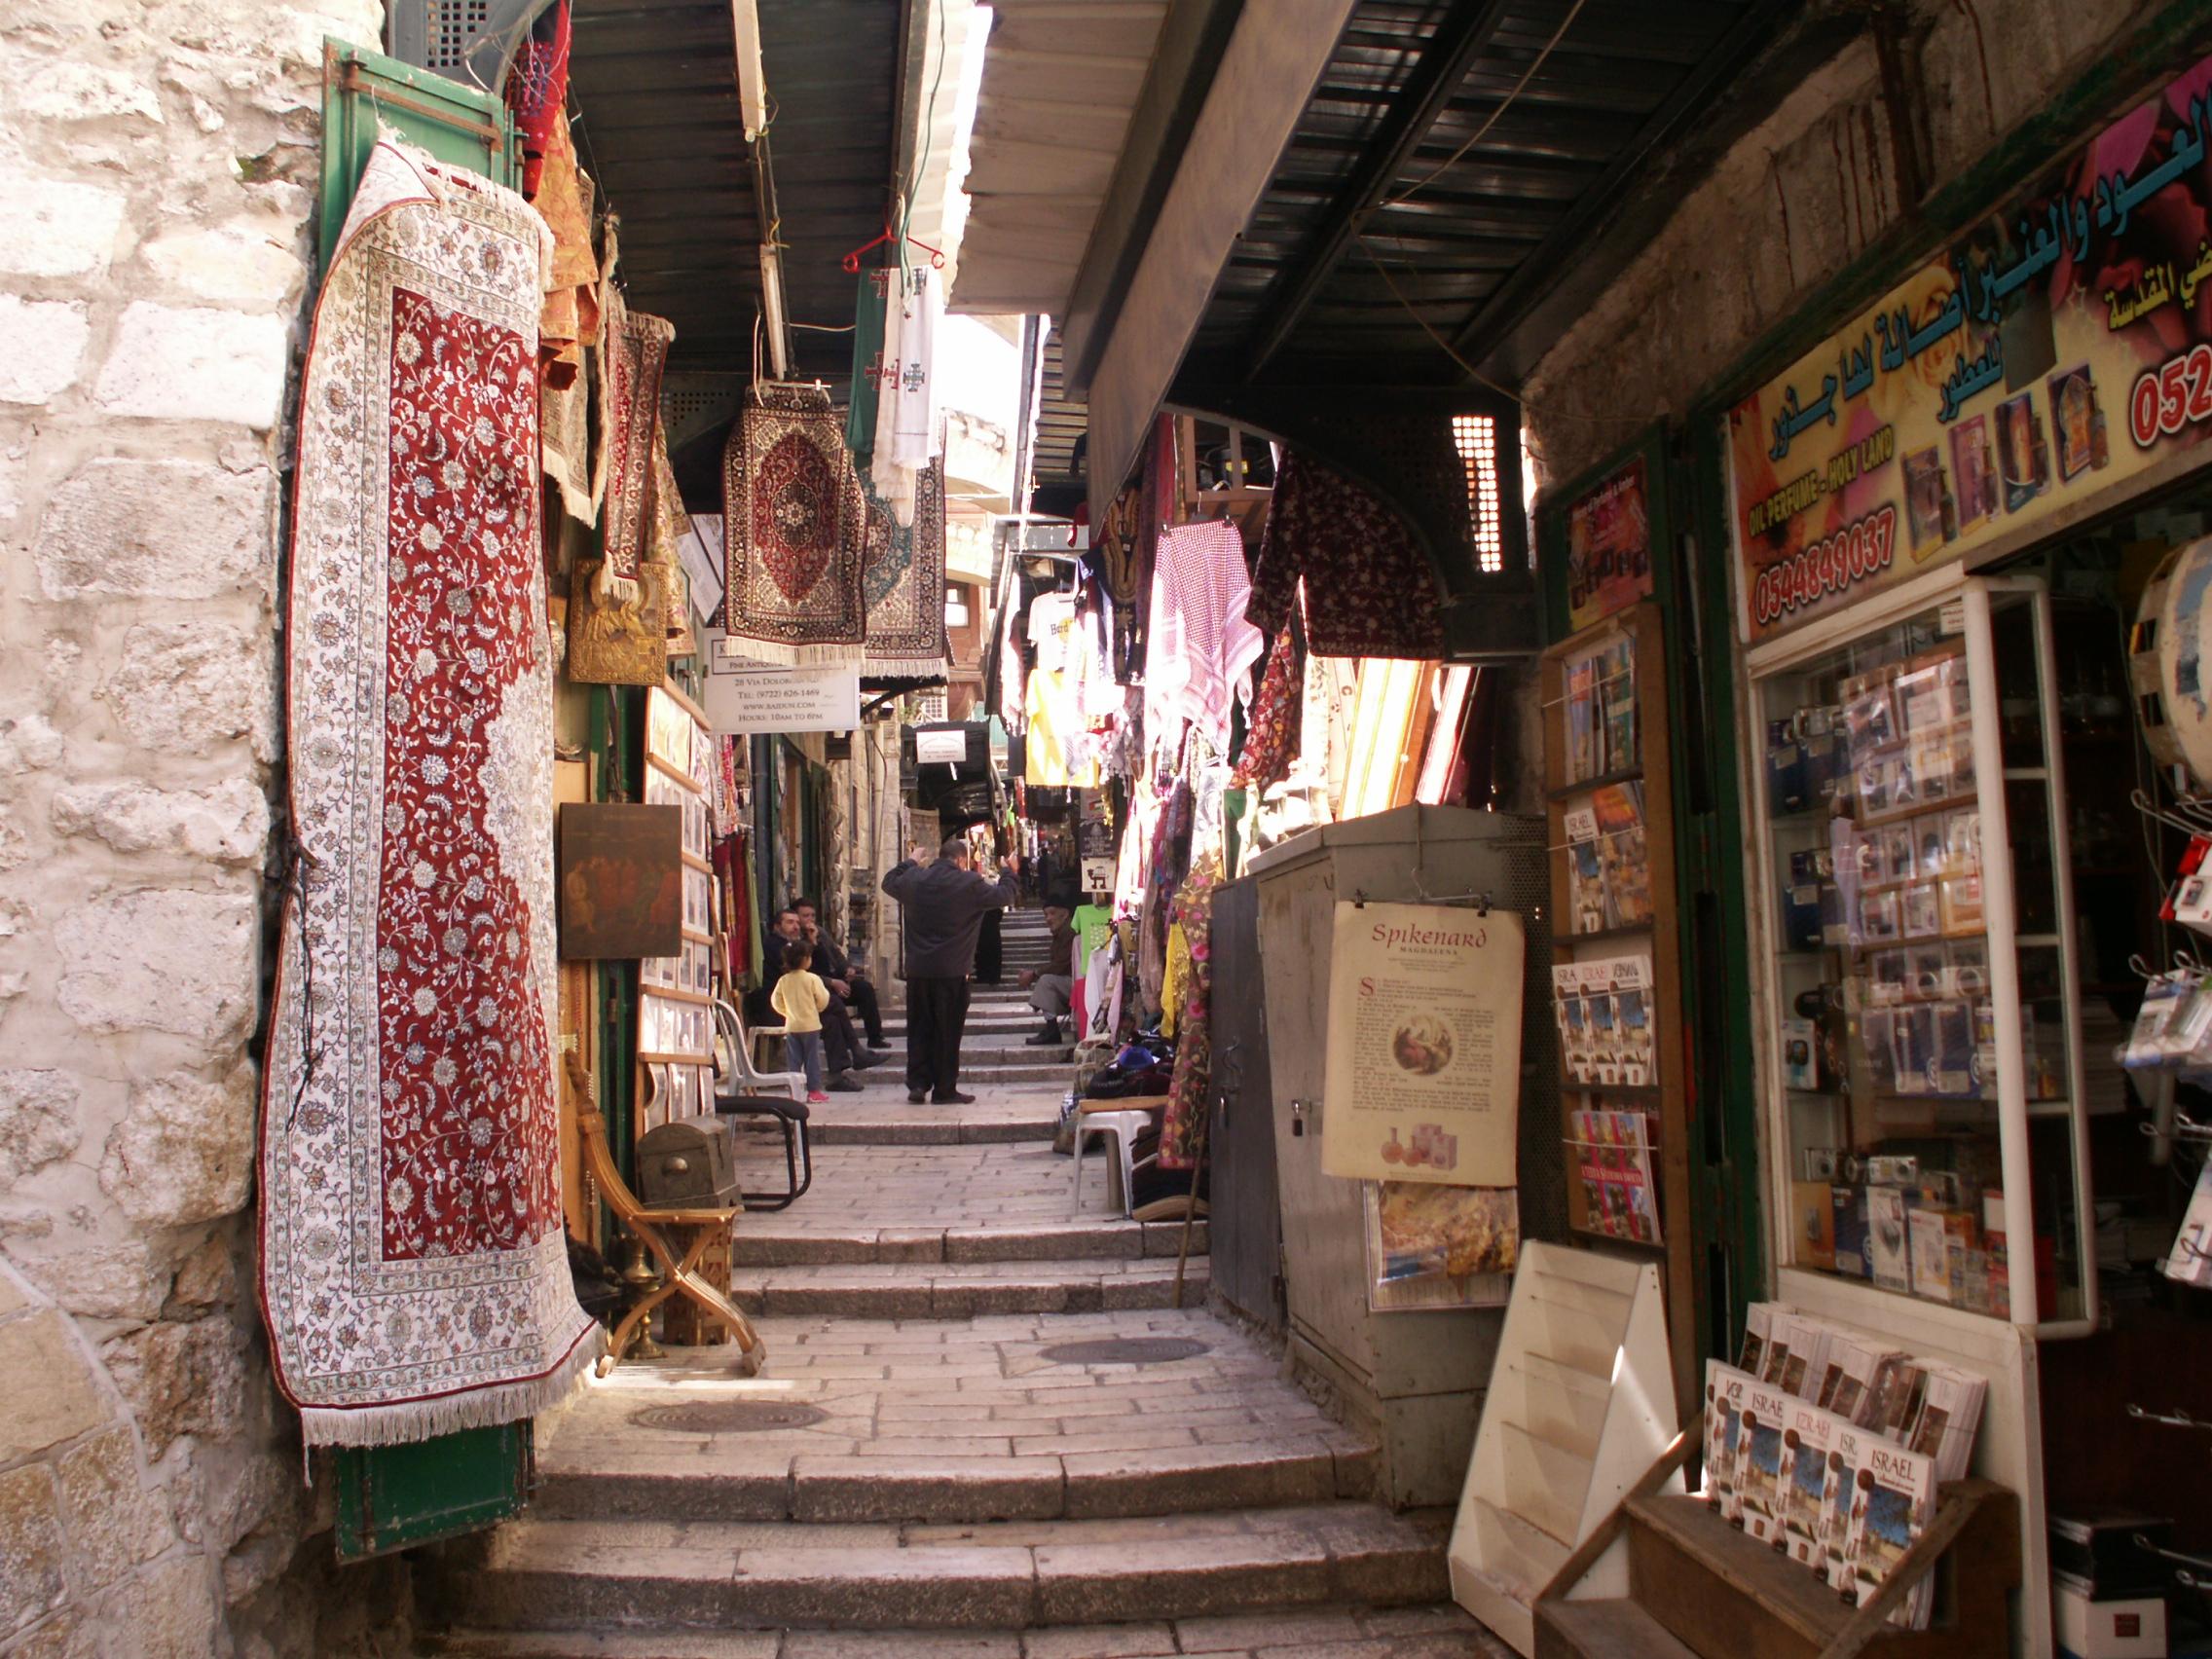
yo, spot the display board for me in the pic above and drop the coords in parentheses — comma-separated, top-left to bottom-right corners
(638, 683, 719, 1135)
(1539, 600, 1698, 1416)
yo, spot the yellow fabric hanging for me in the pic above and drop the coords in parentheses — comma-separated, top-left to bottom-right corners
(1161, 920, 1193, 1040)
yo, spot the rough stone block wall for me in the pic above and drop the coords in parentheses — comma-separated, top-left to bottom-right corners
(1523, 0, 2166, 489)
(0, 3, 410, 1654)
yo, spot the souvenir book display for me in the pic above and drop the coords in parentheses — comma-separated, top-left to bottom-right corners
(1699, 1302, 1991, 1631)
(638, 683, 719, 1136)
(1751, 583, 2094, 1327)
(1540, 602, 1697, 1407)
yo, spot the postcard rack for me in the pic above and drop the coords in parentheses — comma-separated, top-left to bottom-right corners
(1538, 600, 1699, 1412)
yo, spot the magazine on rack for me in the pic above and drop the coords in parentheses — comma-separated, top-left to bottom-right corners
(1703, 1360, 1751, 1515)
(1825, 1419, 1939, 1625)
(1781, 1398, 1840, 1567)
(1903, 1360, 1988, 1483)
(1737, 1302, 1776, 1378)
(1740, 1379, 1794, 1545)
(1816, 1334, 1907, 1426)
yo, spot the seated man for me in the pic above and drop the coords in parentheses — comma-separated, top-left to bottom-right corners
(793, 897, 888, 1052)
(1015, 898, 1079, 1047)
(760, 908, 871, 1090)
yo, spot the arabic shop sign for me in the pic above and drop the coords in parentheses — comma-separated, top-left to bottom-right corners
(1730, 54, 2212, 645)
(1565, 454, 1652, 632)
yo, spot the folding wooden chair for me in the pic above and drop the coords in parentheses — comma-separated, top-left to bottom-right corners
(563, 1051, 767, 1378)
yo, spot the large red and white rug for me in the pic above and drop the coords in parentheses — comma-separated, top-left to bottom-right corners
(262, 137, 598, 1447)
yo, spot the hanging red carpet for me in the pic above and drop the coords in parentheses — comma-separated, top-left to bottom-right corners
(862, 459, 947, 678)
(263, 137, 598, 1447)
(721, 384, 866, 663)
(597, 284, 676, 600)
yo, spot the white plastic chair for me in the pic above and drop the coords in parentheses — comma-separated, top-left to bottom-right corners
(712, 998, 805, 1103)
(1070, 1107, 1149, 1218)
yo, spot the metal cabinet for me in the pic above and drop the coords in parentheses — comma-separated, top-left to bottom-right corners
(1248, 805, 1553, 1508)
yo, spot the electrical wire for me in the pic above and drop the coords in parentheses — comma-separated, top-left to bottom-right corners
(897, 0, 953, 269)
(1382, 0, 1592, 209)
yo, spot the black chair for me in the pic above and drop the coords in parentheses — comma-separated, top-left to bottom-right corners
(711, 998, 814, 1211)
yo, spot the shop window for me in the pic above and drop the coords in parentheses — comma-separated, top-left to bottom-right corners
(1452, 413, 1503, 574)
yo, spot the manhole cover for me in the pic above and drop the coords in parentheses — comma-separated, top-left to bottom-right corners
(628, 1401, 828, 1434)
(1039, 1337, 1209, 1367)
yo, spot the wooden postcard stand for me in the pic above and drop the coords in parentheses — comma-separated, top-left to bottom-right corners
(1539, 599, 1699, 1416)
(1448, 1240, 1679, 1656)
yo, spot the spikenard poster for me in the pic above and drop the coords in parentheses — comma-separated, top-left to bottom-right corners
(1321, 902, 1525, 1186)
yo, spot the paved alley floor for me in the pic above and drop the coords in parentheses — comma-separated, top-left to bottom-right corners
(427, 914, 1508, 1657)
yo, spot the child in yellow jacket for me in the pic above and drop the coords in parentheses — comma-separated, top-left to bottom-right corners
(769, 939, 831, 1103)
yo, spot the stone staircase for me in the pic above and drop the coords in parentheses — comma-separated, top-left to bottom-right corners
(422, 907, 1503, 1656)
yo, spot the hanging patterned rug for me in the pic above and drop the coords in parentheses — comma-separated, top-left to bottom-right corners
(597, 285, 676, 600)
(722, 384, 866, 663)
(863, 459, 947, 677)
(262, 137, 598, 1447)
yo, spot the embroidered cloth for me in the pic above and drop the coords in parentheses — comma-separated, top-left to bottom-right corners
(862, 460, 947, 677)
(1160, 851, 1224, 1170)
(501, 0, 569, 198)
(1252, 452, 1445, 658)
(263, 138, 597, 1447)
(596, 288, 675, 599)
(1147, 520, 1265, 753)
(723, 384, 867, 663)
(1231, 626, 1301, 789)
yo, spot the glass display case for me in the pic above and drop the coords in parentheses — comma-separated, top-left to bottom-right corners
(1751, 575, 2097, 1332)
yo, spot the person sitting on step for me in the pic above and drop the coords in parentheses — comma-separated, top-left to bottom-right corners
(1015, 896, 1079, 1047)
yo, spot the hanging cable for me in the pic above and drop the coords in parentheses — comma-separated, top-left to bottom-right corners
(1382, 0, 1591, 209)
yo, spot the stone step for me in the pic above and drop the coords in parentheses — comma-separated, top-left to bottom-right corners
(729, 1218, 1206, 1267)
(442, 1501, 1452, 1633)
(432, 1602, 1501, 1657)
(533, 1434, 1354, 1528)
(849, 1063, 1072, 1087)
(802, 1113, 1059, 1147)
(733, 1257, 1210, 1318)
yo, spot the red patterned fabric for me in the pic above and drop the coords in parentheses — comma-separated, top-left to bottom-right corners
(597, 290, 675, 594)
(722, 385, 867, 663)
(1252, 452, 1445, 658)
(1231, 628, 1300, 789)
(501, 0, 570, 199)
(263, 139, 596, 1446)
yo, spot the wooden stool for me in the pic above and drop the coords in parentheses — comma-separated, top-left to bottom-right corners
(564, 1052, 767, 1378)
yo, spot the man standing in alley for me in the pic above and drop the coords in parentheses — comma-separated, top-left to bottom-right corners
(883, 836, 1019, 1104)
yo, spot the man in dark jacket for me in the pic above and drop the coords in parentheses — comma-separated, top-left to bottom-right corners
(882, 836, 1018, 1103)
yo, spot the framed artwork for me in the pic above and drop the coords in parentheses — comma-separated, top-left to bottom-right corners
(558, 803, 682, 960)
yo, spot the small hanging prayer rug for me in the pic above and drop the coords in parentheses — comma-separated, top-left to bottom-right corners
(862, 459, 946, 678)
(264, 137, 598, 1447)
(722, 384, 866, 664)
(597, 288, 675, 600)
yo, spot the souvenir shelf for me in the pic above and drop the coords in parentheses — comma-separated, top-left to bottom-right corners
(1746, 576, 2095, 1335)
(638, 682, 719, 1135)
(1446, 1240, 1678, 1657)
(1539, 600, 1699, 1412)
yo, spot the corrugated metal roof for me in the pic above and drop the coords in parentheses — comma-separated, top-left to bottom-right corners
(569, 0, 899, 380)
(949, 0, 1171, 315)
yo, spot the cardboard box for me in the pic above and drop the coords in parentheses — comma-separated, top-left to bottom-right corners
(1791, 1180, 1837, 1271)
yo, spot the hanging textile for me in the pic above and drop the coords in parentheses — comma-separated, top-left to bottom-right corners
(722, 384, 868, 663)
(1231, 626, 1301, 790)
(532, 114, 596, 388)
(1146, 519, 1266, 754)
(1024, 589, 1100, 788)
(871, 265, 942, 528)
(500, 0, 570, 199)
(1251, 453, 1446, 658)
(861, 460, 948, 677)
(263, 137, 597, 1446)
(645, 422, 696, 656)
(1160, 851, 1224, 1170)
(596, 288, 675, 601)
(845, 266, 892, 468)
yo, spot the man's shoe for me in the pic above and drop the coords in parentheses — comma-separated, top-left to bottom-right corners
(934, 1090, 977, 1105)
(1024, 1019, 1064, 1047)
(907, 1088, 928, 1104)
(850, 1051, 886, 1070)
(827, 1073, 865, 1093)
(866, 1043, 893, 1057)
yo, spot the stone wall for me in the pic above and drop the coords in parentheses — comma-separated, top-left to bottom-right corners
(0, 2, 405, 1654)
(1522, 0, 2167, 488)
